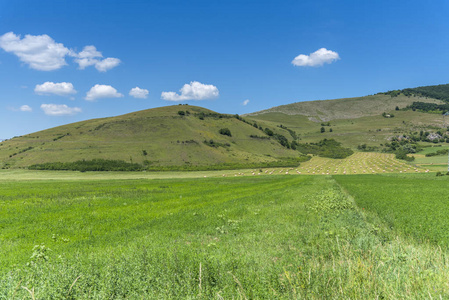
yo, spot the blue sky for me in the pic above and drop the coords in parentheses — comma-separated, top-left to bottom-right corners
(1, 0, 449, 139)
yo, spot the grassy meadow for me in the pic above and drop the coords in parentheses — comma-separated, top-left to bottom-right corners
(2, 168, 449, 298)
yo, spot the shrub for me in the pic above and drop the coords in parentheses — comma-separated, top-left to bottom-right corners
(264, 128, 274, 136)
(219, 128, 232, 137)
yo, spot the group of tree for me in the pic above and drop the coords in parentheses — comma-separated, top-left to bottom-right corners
(177, 110, 190, 116)
(29, 159, 144, 172)
(357, 144, 380, 152)
(382, 137, 421, 154)
(380, 83, 449, 103)
(405, 102, 449, 113)
(277, 124, 298, 140)
(394, 150, 415, 161)
(247, 122, 294, 149)
(203, 139, 230, 148)
(425, 149, 448, 157)
(294, 139, 353, 159)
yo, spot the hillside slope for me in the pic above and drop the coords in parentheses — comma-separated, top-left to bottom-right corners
(247, 94, 443, 122)
(0, 105, 301, 169)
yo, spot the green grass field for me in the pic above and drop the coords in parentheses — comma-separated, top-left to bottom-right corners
(2, 171, 449, 298)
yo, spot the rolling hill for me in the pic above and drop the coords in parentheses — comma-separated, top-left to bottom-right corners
(246, 84, 449, 149)
(246, 94, 444, 122)
(1, 84, 449, 170)
(0, 105, 303, 169)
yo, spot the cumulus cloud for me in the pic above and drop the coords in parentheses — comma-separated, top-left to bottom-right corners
(242, 99, 250, 106)
(74, 45, 121, 72)
(40, 104, 81, 116)
(74, 45, 101, 69)
(20, 105, 32, 112)
(0, 32, 121, 72)
(0, 32, 72, 71)
(161, 81, 219, 101)
(292, 48, 340, 67)
(95, 57, 121, 72)
(34, 81, 76, 96)
(85, 84, 123, 101)
(129, 87, 149, 99)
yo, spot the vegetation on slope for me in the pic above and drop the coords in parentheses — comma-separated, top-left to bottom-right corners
(29, 159, 144, 172)
(295, 138, 354, 159)
(382, 83, 449, 103)
(405, 101, 449, 113)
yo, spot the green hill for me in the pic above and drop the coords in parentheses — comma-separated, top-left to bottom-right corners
(0, 105, 303, 169)
(2, 84, 449, 170)
(247, 94, 443, 121)
(246, 86, 449, 150)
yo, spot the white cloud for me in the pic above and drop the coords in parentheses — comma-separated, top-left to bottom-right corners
(20, 105, 32, 112)
(242, 99, 250, 106)
(95, 57, 121, 72)
(161, 81, 219, 101)
(74, 45, 102, 69)
(85, 84, 123, 101)
(0, 32, 72, 71)
(292, 48, 340, 67)
(74, 45, 121, 72)
(34, 81, 76, 96)
(129, 87, 149, 99)
(40, 104, 81, 116)
(0, 32, 121, 72)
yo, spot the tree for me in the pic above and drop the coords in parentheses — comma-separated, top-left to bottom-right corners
(320, 127, 325, 133)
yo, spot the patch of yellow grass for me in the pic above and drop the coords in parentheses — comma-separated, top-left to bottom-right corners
(296, 152, 426, 175)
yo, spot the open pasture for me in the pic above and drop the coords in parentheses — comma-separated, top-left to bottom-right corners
(296, 152, 428, 175)
(336, 174, 449, 246)
(414, 154, 449, 172)
(2, 173, 449, 298)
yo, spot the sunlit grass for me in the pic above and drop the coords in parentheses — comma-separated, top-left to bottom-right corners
(2, 173, 449, 298)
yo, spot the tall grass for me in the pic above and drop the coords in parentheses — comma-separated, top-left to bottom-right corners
(2, 175, 449, 298)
